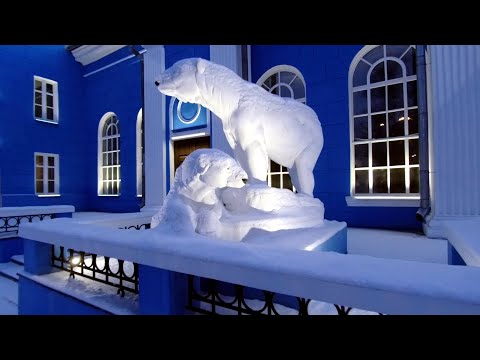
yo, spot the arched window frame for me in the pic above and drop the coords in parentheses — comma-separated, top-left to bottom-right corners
(98, 112, 121, 196)
(347, 45, 421, 206)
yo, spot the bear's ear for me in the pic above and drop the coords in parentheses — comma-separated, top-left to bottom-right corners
(196, 58, 207, 75)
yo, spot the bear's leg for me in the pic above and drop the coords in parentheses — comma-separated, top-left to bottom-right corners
(235, 141, 268, 185)
(289, 140, 323, 197)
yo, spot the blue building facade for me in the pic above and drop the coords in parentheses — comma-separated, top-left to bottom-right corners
(0, 44, 424, 231)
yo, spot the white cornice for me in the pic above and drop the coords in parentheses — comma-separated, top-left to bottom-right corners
(71, 45, 126, 66)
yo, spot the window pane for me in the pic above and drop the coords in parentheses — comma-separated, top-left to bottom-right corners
(354, 116, 368, 140)
(280, 71, 295, 84)
(107, 139, 112, 152)
(387, 60, 403, 80)
(353, 60, 370, 87)
(355, 144, 369, 168)
(108, 182, 112, 195)
(102, 154, 107, 166)
(48, 168, 55, 180)
(113, 181, 118, 194)
(46, 108, 54, 120)
(409, 139, 419, 165)
(408, 109, 419, 135)
(373, 169, 388, 193)
(102, 182, 107, 195)
(389, 140, 405, 166)
(388, 111, 406, 137)
(280, 85, 293, 98)
(46, 83, 53, 94)
(386, 45, 410, 59)
(271, 174, 280, 188)
(102, 140, 106, 152)
(282, 174, 293, 191)
(270, 160, 280, 173)
(407, 81, 417, 107)
(370, 87, 386, 112)
(46, 94, 53, 107)
(263, 73, 277, 90)
(48, 156, 54, 166)
(372, 113, 387, 139)
(410, 167, 419, 193)
(36, 155, 43, 166)
(372, 142, 387, 166)
(353, 90, 368, 115)
(290, 78, 305, 99)
(36, 181, 43, 193)
(370, 62, 385, 83)
(113, 166, 118, 180)
(364, 46, 384, 65)
(387, 83, 404, 110)
(35, 80, 42, 91)
(36, 167, 43, 180)
(35, 92, 42, 105)
(108, 153, 112, 166)
(402, 47, 416, 76)
(103, 168, 107, 180)
(48, 181, 55, 193)
(35, 105, 42, 118)
(355, 170, 369, 193)
(107, 125, 112, 137)
(108, 167, 113, 181)
(390, 168, 406, 193)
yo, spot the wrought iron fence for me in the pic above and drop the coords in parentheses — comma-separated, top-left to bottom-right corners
(0, 213, 56, 237)
(186, 275, 382, 315)
(50, 223, 150, 296)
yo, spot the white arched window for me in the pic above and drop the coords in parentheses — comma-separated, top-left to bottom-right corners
(349, 45, 419, 198)
(257, 65, 306, 191)
(98, 113, 121, 195)
(136, 109, 143, 197)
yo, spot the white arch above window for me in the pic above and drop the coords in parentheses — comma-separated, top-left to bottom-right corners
(256, 64, 307, 104)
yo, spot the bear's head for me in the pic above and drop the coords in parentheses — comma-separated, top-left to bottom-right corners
(155, 58, 208, 104)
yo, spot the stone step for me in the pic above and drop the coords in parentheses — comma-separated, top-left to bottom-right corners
(0, 262, 23, 282)
(11, 255, 24, 266)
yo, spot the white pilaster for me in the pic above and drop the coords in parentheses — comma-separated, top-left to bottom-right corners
(141, 45, 166, 212)
(209, 45, 243, 157)
(425, 45, 480, 238)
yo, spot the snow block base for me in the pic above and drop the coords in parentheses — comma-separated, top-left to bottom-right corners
(18, 274, 110, 315)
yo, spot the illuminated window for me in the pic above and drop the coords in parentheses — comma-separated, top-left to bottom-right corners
(98, 113, 121, 195)
(35, 153, 59, 195)
(257, 65, 306, 191)
(350, 45, 419, 196)
(34, 76, 59, 123)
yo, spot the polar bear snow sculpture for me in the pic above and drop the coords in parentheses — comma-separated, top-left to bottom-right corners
(155, 58, 324, 197)
(151, 148, 246, 235)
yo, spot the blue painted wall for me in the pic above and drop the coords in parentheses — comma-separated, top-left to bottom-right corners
(164, 45, 210, 193)
(83, 47, 143, 213)
(0, 45, 89, 210)
(250, 45, 421, 230)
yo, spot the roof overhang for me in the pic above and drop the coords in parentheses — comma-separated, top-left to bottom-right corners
(67, 45, 127, 66)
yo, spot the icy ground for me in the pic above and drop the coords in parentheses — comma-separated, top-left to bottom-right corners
(0, 212, 448, 315)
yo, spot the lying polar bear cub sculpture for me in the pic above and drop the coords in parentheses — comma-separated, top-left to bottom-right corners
(155, 58, 324, 197)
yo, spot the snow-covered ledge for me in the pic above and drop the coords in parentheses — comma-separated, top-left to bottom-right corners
(70, 45, 126, 66)
(0, 205, 75, 217)
(19, 218, 480, 315)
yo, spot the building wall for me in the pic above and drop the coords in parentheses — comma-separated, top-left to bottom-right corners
(0, 45, 89, 210)
(250, 45, 421, 230)
(83, 47, 143, 212)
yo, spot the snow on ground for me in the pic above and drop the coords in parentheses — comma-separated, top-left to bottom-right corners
(347, 227, 448, 264)
(0, 276, 18, 315)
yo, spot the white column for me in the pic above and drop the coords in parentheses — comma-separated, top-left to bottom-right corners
(141, 45, 166, 212)
(425, 45, 480, 238)
(209, 45, 242, 157)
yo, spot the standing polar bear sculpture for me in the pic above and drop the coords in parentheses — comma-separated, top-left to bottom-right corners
(155, 58, 324, 197)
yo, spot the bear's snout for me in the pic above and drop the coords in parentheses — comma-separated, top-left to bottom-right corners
(155, 80, 160, 86)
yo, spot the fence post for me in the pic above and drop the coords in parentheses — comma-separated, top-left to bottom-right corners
(23, 238, 53, 275)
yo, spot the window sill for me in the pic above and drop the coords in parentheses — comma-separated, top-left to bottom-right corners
(37, 194, 61, 197)
(345, 196, 420, 207)
(35, 118, 58, 125)
(98, 194, 120, 197)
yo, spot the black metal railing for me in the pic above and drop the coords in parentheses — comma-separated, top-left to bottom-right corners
(50, 222, 150, 296)
(0, 213, 56, 237)
(187, 275, 383, 316)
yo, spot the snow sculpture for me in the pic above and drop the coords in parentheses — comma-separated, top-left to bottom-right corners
(151, 149, 246, 236)
(155, 58, 324, 197)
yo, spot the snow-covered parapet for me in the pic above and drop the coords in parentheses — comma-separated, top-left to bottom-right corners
(155, 58, 324, 197)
